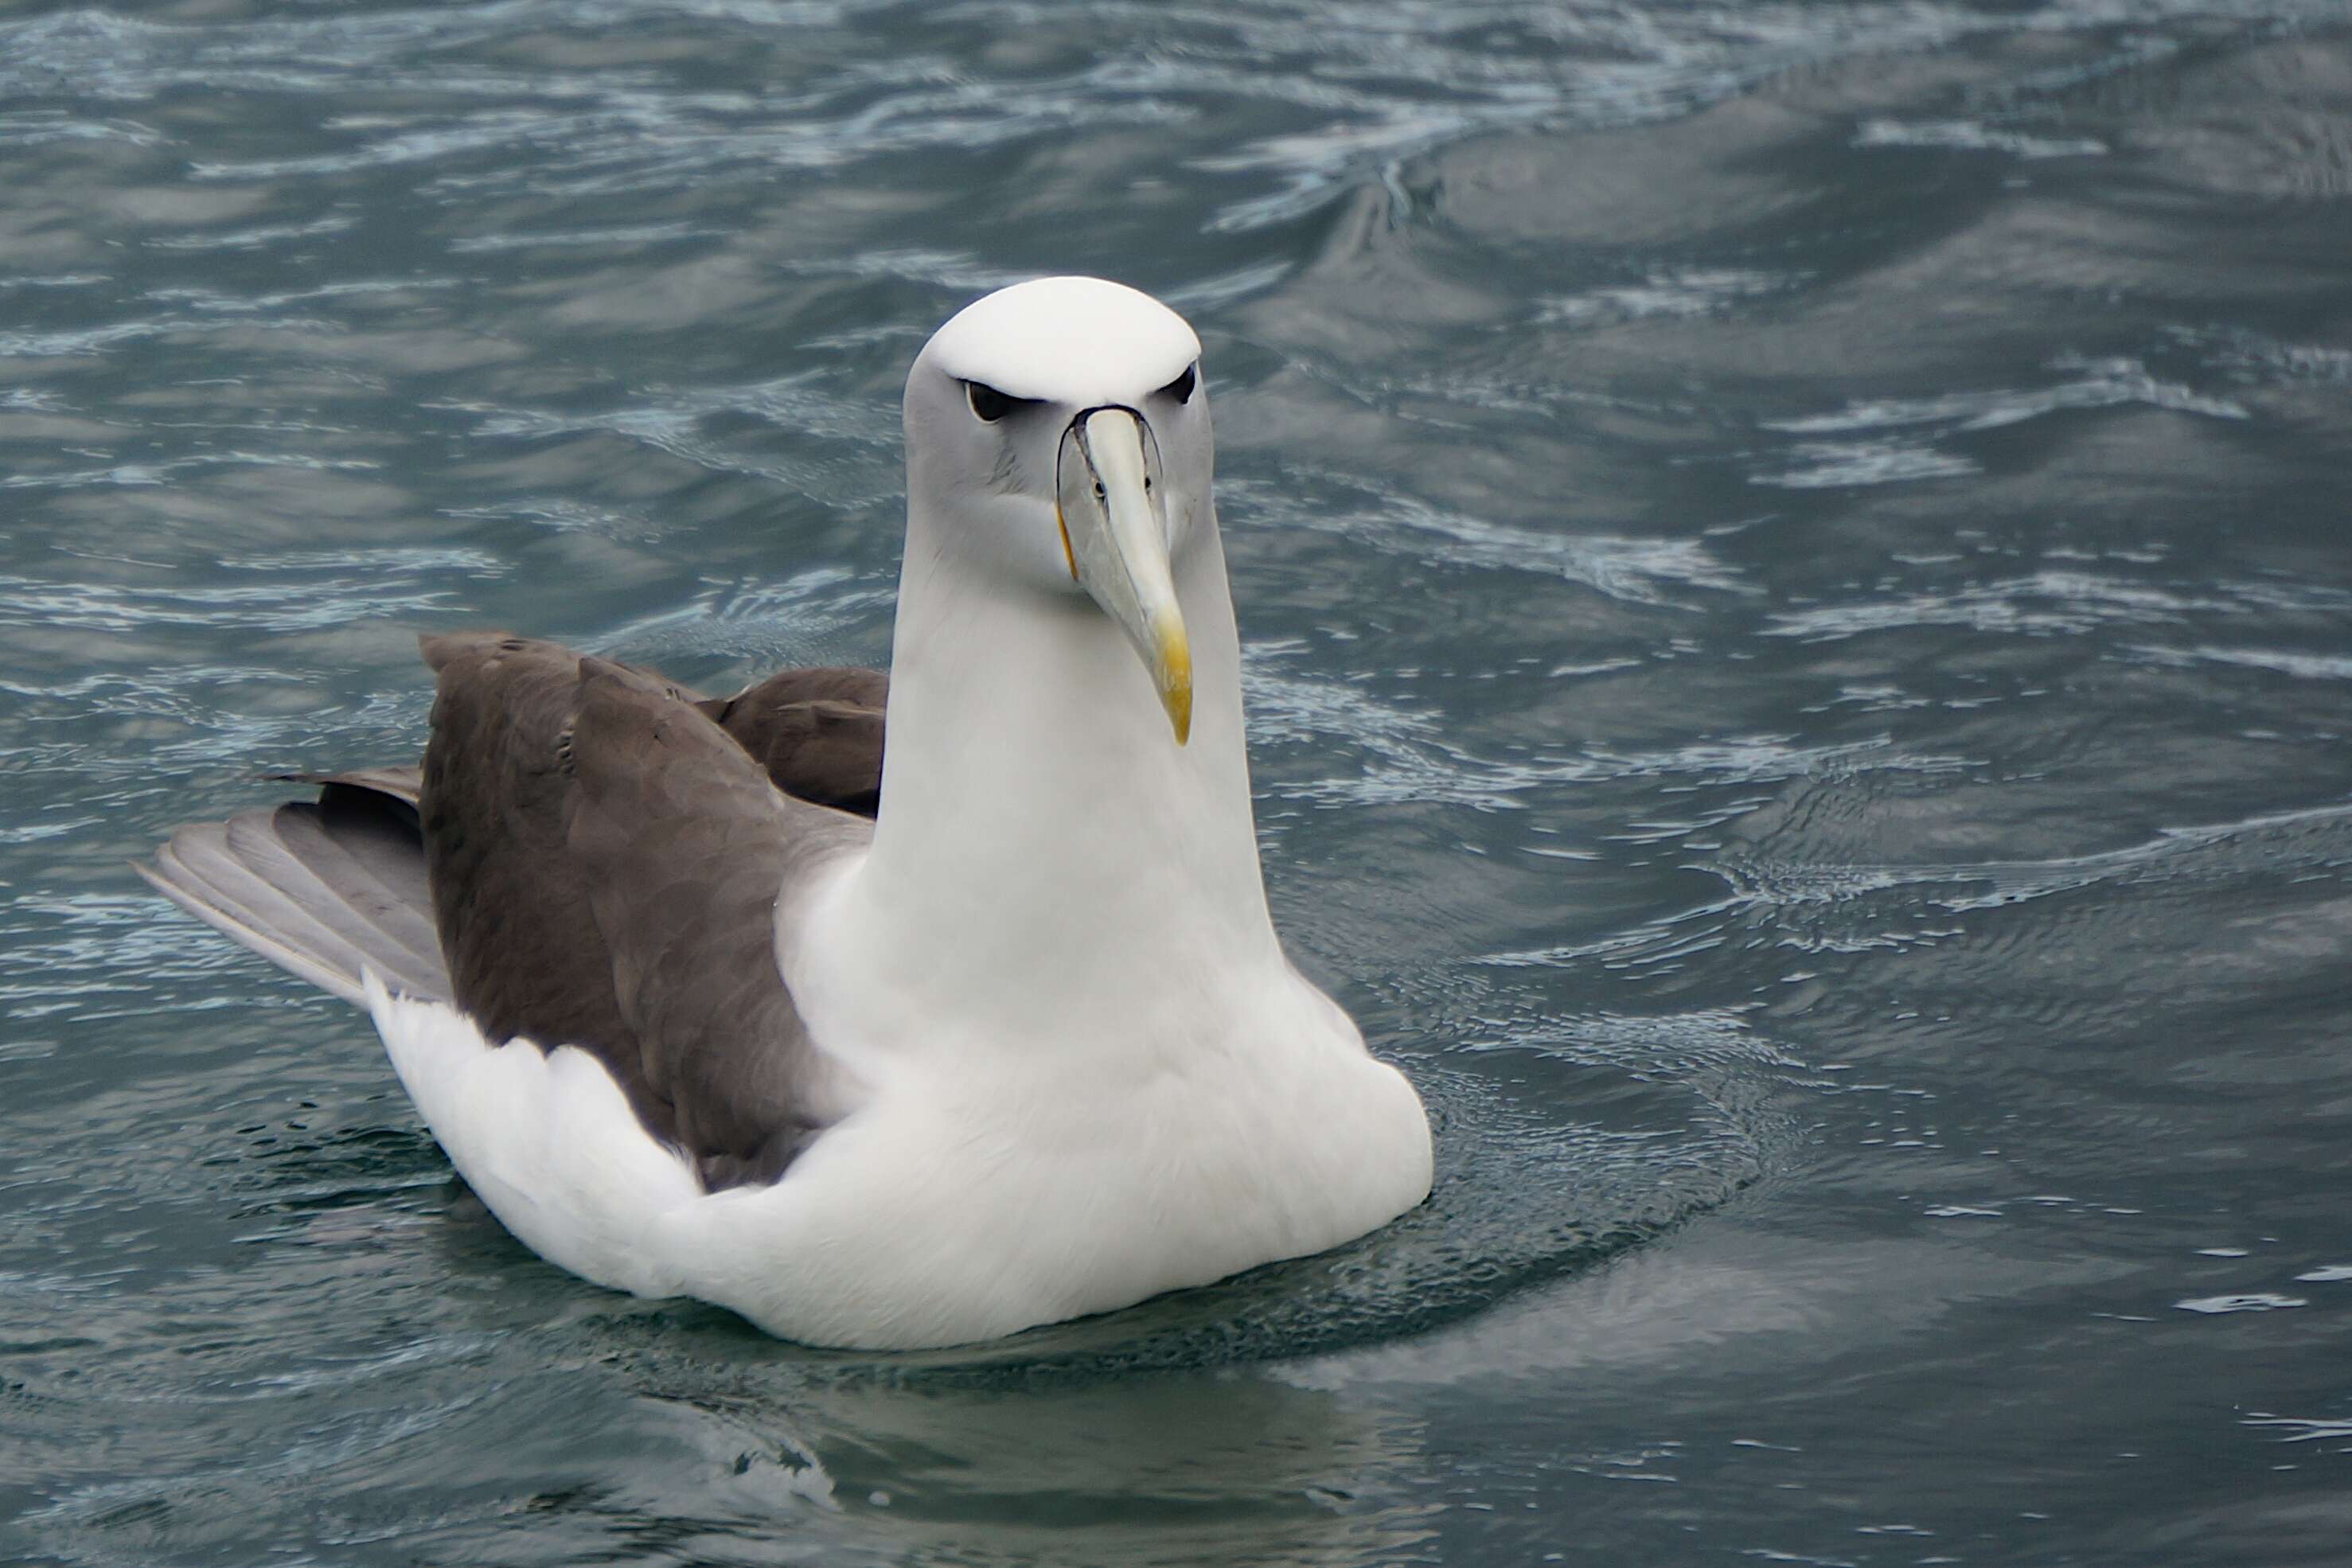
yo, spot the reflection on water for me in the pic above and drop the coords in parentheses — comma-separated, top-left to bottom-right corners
(8, 3, 2352, 1566)
(592, 1351, 1442, 1568)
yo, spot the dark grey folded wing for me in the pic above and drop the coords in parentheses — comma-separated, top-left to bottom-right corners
(422, 632, 875, 1186)
(139, 632, 887, 1190)
(696, 666, 887, 819)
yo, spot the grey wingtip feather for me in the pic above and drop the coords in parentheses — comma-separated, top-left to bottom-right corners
(135, 837, 376, 1011)
(266, 766, 424, 807)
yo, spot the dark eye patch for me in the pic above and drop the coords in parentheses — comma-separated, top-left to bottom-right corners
(965, 381, 1043, 423)
(1159, 364, 1197, 405)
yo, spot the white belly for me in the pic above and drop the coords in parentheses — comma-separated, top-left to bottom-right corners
(366, 967, 1432, 1350)
(679, 976, 1432, 1348)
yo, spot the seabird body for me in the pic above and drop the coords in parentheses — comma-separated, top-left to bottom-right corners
(141, 278, 1434, 1349)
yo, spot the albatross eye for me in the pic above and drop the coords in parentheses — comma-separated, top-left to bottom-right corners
(965, 380, 1039, 423)
(1159, 365, 1197, 405)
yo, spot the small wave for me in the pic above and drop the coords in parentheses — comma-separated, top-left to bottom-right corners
(1229, 472, 1749, 603)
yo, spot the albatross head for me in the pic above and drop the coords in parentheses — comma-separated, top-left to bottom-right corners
(905, 277, 1209, 743)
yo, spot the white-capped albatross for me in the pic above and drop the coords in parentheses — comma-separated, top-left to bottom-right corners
(138, 276, 1434, 1350)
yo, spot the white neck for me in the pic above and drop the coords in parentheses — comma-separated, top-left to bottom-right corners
(835, 505, 1283, 1036)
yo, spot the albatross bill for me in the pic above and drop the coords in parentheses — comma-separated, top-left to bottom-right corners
(1059, 402, 1193, 743)
(137, 275, 1435, 1349)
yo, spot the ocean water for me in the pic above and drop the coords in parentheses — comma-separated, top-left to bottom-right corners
(6, 2, 2352, 1563)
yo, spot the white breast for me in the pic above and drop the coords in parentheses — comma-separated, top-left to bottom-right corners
(670, 947, 1432, 1348)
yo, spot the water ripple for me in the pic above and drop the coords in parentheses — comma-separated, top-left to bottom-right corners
(1753, 357, 2249, 490)
(1231, 474, 1749, 604)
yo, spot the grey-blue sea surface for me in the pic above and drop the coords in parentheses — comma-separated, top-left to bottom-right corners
(6, 2, 2351, 1563)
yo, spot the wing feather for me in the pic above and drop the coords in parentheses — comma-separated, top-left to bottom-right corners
(138, 634, 889, 1191)
(419, 634, 873, 1187)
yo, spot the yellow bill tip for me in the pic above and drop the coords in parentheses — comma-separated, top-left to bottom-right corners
(1155, 618, 1193, 746)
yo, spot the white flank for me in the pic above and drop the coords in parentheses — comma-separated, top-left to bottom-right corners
(367, 972, 700, 1300)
